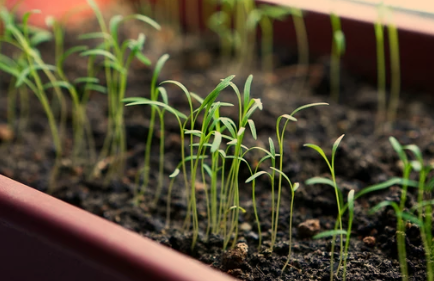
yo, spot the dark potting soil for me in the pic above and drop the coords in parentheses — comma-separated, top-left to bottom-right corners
(1, 17, 434, 281)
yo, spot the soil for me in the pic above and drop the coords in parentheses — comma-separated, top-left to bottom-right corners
(1, 12, 434, 281)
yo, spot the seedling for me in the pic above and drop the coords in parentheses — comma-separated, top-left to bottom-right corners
(374, 4, 386, 133)
(371, 138, 434, 281)
(0, 9, 67, 191)
(84, 0, 160, 182)
(290, 7, 309, 96)
(386, 8, 401, 126)
(330, 13, 345, 102)
(304, 134, 345, 278)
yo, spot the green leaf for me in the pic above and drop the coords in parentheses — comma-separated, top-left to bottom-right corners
(198, 75, 235, 113)
(124, 14, 161, 30)
(211, 131, 222, 153)
(30, 31, 52, 46)
(404, 144, 423, 165)
(332, 134, 345, 157)
(16, 64, 57, 87)
(160, 80, 193, 109)
(124, 98, 187, 120)
(84, 84, 107, 94)
(370, 201, 400, 215)
(79, 32, 111, 41)
(220, 117, 237, 138)
(74, 77, 99, 84)
(313, 230, 347, 239)
(290, 102, 328, 116)
(305, 177, 334, 187)
(348, 189, 355, 214)
(334, 30, 346, 54)
(158, 87, 168, 105)
(109, 15, 123, 43)
(401, 212, 423, 227)
(229, 205, 246, 213)
(243, 75, 253, 109)
(43, 81, 72, 91)
(135, 51, 151, 65)
(293, 182, 300, 191)
(169, 168, 180, 178)
(280, 114, 297, 122)
(270, 167, 296, 191)
(246, 171, 269, 183)
(269, 137, 275, 157)
(304, 144, 329, 166)
(81, 49, 117, 61)
(389, 137, 408, 165)
(248, 119, 257, 140)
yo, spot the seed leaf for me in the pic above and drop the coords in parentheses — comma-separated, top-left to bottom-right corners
(246, 171, 269, 183)
(313, 230, 347, 239)
(305, 177, 334, 187)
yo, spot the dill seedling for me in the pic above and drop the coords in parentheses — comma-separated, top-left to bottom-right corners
(330, 13, 345, 102)
(371, 139, 434, 281)
(84, 0, 160, 182)
(386, 8, 400, 126)
(246, 5, 291, 74)
(305, 134, 345, 279)
(403, 144, 434, 281)
(290, 7, 309, 96)
(0, 9, 67, 191)
(374, 4, 386, 133)
(131, 54, 170, 202)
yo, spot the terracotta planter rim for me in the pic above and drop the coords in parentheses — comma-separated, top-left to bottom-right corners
(0, 175, 236, 281)
(264, 0, 434, 36)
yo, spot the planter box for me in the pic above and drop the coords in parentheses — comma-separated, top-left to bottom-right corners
(0, 175, 235, 281)
(1, 0, 434, 280)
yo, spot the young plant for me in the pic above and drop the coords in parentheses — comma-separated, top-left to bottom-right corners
(46, 16, 100, 166)
(304, 134, 345, 278)
(403, 145, 434, 281)
(312, 190, 354, 281)
(245, 138, 279, 249)
(371, 139, 434, 281)
(374, 4, 386, 133)
(133, 54, 170, 200)
(330, 13, 345, 102)
(160, 75, 235, 248)
(246, 5, 292, 74)
(290, 7, 309, 96)
(220, 75, 263, 249)
(386, 8, 401, 126)
(84, 0, 160, 182)
(0, 9, 67, 191)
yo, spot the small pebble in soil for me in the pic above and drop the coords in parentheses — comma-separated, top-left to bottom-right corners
(297, 219, 320, 238)
(221, 242, 249, 270)
(240, 222, 252, 232)
(363, 236, 376, 247)
(0, 124, 13, 142)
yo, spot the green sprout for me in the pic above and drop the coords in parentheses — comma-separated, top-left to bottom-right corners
(131, 54, 170, 202)
(305, 134, 345, 278)
(312, 190, 354, 281)
(246, 5, 291, 74)
(46, 16, 99, 166)
(330, 13, 345, 102)
(374, 4, 386, 133)
(386, 8, 401, 126)
(0, 9, 67, 191)
(403, 145, 434, 281)
(290, 7, 309, 96)
(84, 0, 160, 182)
(371, 138, 434, 281)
